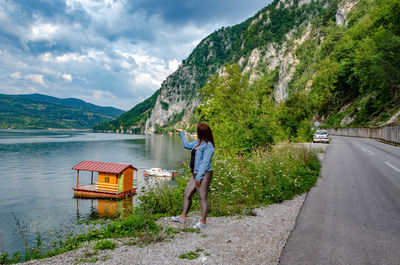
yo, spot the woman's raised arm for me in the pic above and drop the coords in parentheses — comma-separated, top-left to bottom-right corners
(177, 130, 197, 150)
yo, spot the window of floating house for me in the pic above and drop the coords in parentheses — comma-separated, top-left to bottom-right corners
(104, 177, 109, 183)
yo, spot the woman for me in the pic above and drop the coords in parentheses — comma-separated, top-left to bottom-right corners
(172, 123, 215, 229)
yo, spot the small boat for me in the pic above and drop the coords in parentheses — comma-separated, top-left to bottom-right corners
(143, 168, 176, 178)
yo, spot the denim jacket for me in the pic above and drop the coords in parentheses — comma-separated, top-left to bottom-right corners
(179, 131, 214, 182)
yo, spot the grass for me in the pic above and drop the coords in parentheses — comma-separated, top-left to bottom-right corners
(93, 240, 116, 250)
(178, 251, 200, 260)
(1, 144, 320, 264)
(76, 257, 98, 263)
(178, 248, 206, 260)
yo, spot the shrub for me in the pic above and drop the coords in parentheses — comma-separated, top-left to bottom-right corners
(139, 144, 320, 217)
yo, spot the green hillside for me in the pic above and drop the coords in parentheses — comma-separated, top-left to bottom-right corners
(200, 0, 400, 147)
(95, 0, 400, 135)
(0, 94, 124, 129)
(289, 0, 400, 127)
(93, 89, 159, 133)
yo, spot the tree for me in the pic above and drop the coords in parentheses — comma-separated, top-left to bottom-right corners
(197, 64, 279, 152)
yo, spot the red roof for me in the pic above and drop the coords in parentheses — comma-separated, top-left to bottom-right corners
(72, 161, 137, 174)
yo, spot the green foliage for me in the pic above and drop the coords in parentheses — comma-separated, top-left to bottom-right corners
(3, 211, 161, 263)
(207, 146, 320, 215)
(105, 212, 160, 237)
(139, 167, 192, 216)
(296, 120, 313, 142)
(138, 145, 320, 217)
(93, 240, 116, 250)
(278, 92, 313, 140)
(0, 252, 22, 264)
(160, 101, 169, 110)
(290, 0, 400, 127)
(310, 58, 339, 115)
(197, 64, 280, 152)
(235, 0, 337, 59)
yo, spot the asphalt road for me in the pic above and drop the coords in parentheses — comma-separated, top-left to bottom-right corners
(280, 136, 400, 265)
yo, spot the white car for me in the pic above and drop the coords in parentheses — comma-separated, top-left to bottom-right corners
(313, 130, 330, 143)
(143, 168, 176, 178)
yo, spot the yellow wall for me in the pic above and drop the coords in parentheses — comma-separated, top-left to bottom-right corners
(97, 169, 134, 193)
(98, 172, 118, 184)
(98, 172, 118, 192)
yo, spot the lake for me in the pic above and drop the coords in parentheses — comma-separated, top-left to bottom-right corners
(0, 130, 190, 256)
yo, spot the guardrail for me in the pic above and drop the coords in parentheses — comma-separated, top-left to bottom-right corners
(326, 124, 400, 143)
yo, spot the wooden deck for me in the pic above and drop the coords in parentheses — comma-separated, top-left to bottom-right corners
(73, 184, 136, 199)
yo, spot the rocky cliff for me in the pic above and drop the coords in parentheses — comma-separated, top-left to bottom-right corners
(143, 0, 340, 133)
(97, 0, 377, 134)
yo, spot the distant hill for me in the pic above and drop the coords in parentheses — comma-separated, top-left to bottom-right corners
(0, 93, 125, 129)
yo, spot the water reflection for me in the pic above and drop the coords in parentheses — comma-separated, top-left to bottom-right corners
(75, 197, 134, 220)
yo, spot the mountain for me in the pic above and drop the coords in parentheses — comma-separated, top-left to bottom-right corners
(0, 93, 124, 129)
(93, 90, 159, 133)
(95, 0, 400, 134)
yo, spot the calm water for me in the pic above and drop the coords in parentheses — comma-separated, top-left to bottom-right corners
(0, 130, 189, 255)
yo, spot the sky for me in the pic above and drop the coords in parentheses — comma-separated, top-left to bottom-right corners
(0, 0, 271, 110)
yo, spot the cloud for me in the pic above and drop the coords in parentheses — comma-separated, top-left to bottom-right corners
(10, 72, 21, 79)
(62, 73, 72, 82)
(29, 23, 60, 41)
(25, 74, 45, 85)
(0, 0, 271, 110)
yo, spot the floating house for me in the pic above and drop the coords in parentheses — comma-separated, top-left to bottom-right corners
(72, 161, 138, 199)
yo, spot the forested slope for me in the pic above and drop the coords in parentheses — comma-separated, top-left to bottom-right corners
(95, 0, 400, 136)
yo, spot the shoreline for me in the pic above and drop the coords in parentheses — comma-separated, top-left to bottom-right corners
(21, 143, 328, 264)
(24, 194, 306, 265)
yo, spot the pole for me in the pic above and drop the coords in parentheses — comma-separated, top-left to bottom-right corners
(76, 170, 79, 189)
(91, 171, 93, 184)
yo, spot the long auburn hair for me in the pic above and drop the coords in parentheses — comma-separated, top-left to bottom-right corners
(197, 123, 215, 147)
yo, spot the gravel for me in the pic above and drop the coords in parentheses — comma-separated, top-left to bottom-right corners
(24, 194, 306, 265)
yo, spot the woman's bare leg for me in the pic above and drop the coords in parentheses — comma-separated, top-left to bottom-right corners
(182, 175, 196, 217)
(196, 171, 213, 223)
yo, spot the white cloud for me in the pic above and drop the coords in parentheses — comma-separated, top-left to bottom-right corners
(65, 0, 130, 36)
(40, 49, 111, 65)
(25, 74, 45, 85)
(92, 89, 117, 100)
(133, 72, 159, 87)
(62, 74, 72, 82)
(10, 72, 21, 79)
(29, 23, 59, 41)
(168, 59, 180, 72)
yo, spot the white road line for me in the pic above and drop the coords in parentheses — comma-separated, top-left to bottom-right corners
(358, 145, 376, 156)
(385, 162, 400, 173)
